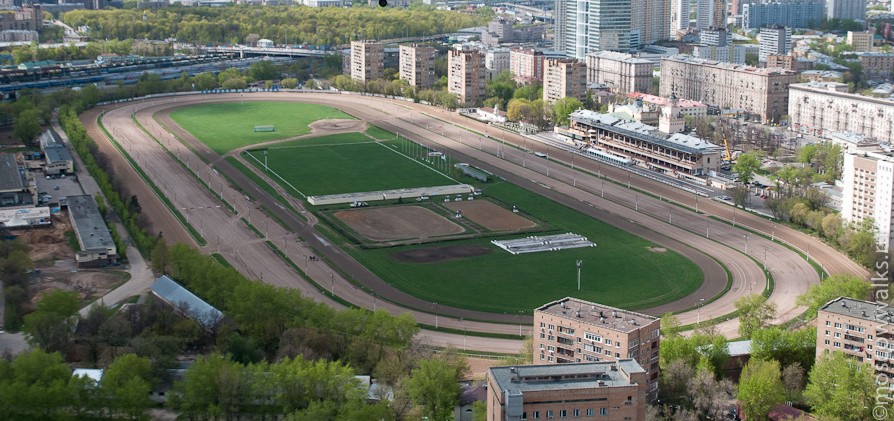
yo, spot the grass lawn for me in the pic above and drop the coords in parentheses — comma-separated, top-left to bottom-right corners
(346, 180, 703, 314)
(169, 101, 354, 154)
(244, 133, 459, 197)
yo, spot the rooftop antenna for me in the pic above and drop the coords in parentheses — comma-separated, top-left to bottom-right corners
(576, 260, 583, 290)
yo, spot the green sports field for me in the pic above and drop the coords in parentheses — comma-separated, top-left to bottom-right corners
(169, 101, 354, 154)
(244, 132, 459, 197)
(348, 180, 703, 314)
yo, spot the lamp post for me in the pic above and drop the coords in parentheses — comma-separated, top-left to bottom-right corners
(518, 311, 524, 337)
(697, 298, 705, 325)
(461, 318, 466, 350)
(433, 303, 438, 329)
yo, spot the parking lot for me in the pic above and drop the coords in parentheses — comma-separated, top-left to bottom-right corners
(34, 172, 84, 206)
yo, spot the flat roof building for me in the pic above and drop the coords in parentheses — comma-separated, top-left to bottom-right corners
(847, 31, 875, 52)
(351, 41, 384, 84)
(842, 149, 894, 250)
(758, 26, 792, 63)
(399, 44, 436, 88)
(533, 297, 660, 401)
(509, 48, 545, 85)
(660, 55, 796, 123)
(585, 51, 653, 95)
(857, 52, 894, 80)
(486, 360, 648, 421)
(742, 0, 825, 29)
(827, 0, 866, 21)
(0, 153, 35, 208)
(448, 48, 486, 106)
(65, 195, 117, 267)
(38, 130, 74, 175)
(543, 58, 587, 103)
(788, 82, 894, 141)
(817, 297, 893, 382)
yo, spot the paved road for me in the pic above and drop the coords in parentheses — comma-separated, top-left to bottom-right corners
(87, 92, 867, 351)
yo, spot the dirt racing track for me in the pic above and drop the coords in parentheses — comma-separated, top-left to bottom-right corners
(85, 92, 868, 352)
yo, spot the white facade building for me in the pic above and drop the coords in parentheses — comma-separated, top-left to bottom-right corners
(843, 150, 894, 251)
(788, 82, 894, 141)
(556, 0, 632, 58)
(758, 26, 791, 63)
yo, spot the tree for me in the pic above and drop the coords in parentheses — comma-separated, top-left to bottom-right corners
(249, 60, 279, 82)
(733, 151, 762, 183)
(738, 359, 785, 421)
(550, 97, 583, 126)
(506, 98, 532, 122)
(281, 78, 298, 89)
(796, 274, 870, 319)
(404, 358, 460, 421)
(23, 289, 80, 353)
(150, 238, 168, 274)
(750, 327, 816, 371)
(804, 352, 875, 421)
(727, 185, 750, 209)
(13, 108, 43, 146)
(735, 295, 777, 338)
(659, 359, 695, 406)
(103, 354, 154, 420)
(688, 361, 735, 420)
(781, 363, 805, 403)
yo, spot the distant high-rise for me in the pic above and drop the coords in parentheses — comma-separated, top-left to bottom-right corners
(555, 0, 632, 58)
(350, 41, 383, 84)
(742, 0, 826, 29)
(827, 0, 867, 21)
(696, 0, 727, 29)
(758, 26, 791, 63)
(448, 48, 486, 106)
(670, 0, 689, 33)
(631, 0, 672, 46)
(399, 44, 436, 88)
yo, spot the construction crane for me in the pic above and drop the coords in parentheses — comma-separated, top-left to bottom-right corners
(723, 137, 734, 162)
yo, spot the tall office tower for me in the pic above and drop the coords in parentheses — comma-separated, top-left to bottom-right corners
(670, 0, 690, 36)
(700, 27, 729, 46)
(742, 0, 826, 29)
(399, 44, 436, 88)
(555, 0, 568, 51)
(631, 0, 671, 46)
(448, 48, 486, 105)
(758, 25, 792, 63)
(543, 58, 587, 103)
(350, 41, 384, 84)
(827, 0, 867, 20)
(696, 0, 727, 29)
(557, 0, 632, 58)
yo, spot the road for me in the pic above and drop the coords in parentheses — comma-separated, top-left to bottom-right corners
(85, 92, 867, 352)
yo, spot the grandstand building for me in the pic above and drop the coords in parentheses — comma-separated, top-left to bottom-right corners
(565, 110, 723, 176)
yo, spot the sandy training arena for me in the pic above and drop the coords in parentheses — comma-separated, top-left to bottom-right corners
(334, 206, 465, 242)
(393, 245, 493, 264)
(309, 119, 366, 134)
(444, 200, 537, 231)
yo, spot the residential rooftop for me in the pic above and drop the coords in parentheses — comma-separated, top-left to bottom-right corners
(663, 54, 796, 75)
(586, 50, 653, 64)
(489, 360, 645, 394)
(0, 153, 25, 192)
(67, 195, 115, 252)
(819, 297, 894, 323)
(535, 297, 658, 333)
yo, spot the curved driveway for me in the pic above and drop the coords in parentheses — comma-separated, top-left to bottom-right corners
(86, 92, 866, 351)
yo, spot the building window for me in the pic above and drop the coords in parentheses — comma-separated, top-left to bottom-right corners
(587, 409, 594, 416)
(573, 409, 580, 417)
(826, 330, 830, 336)
(825, 339, 830, 345)
(523, 413, 528, 420)
(606, 339, 613, 346)
(600, 408, 608, 416)
(560, 409, 567, 418)
(835, 323, 842, 329)
(548, 410, 554, 418)
(534, 411, 540, 419)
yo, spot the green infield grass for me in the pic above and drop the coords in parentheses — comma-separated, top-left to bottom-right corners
(169, 101, 354, 154)
(244, 132, 458, 197)
(346, 180, 703, 314)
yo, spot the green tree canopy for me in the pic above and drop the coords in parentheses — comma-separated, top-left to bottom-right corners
(750, 327, 816, 371)
(734, 294, 777, 339)
(738, 359, 785, 421)
(550, 97, 583, 126)
(795, 274, 870, 319)
(404, 358, 461, 421)
(733, 151, 762, 183)
(804, 351, 875, 421)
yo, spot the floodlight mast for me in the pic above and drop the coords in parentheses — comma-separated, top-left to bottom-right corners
(576, 260, 583, 290)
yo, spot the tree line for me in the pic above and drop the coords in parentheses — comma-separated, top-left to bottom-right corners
(61, 6, 488, 47)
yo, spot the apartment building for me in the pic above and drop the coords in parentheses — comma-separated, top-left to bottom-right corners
(742, 0, 825, 29)
(486, 48, 511, 77)
(758, 26, 792, 63)
(486, 360, 648, 421)
(827, 0, 866, 21)
(842, 149, 894, 250)
(399, 44, 436, 88)
(788, 82, 894, 141)
(543, 58, 587, 103)
(533, 297, 660, 401)
(696, 0, 727, 30)
(631, 0, 671, 46)
(509, 48, 545, 84)
(448, 48, 486, 105)
(693, 44, 747, 64)
(847, 31, 875, 52)
(660, 55, 796, 122)
(585, 51, 654, 95)
(857, 52, 894, 80)
(628, 92, 709, 118)
(350, 41, 384, 84)
(766, 54, 797, 71)
(817, 297, 894, 383)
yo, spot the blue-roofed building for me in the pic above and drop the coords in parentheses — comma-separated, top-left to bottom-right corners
(150, 275, 223, 330)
